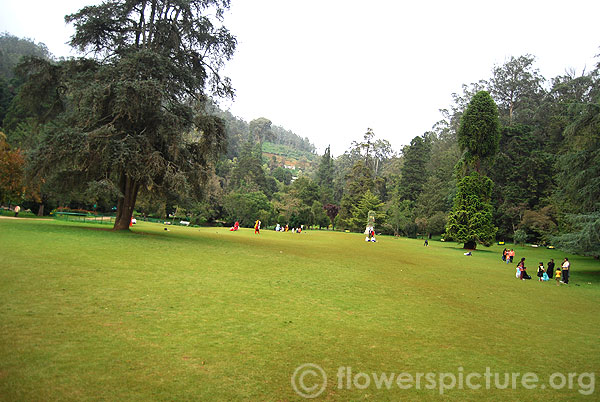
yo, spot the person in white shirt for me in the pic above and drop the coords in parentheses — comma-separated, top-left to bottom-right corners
(561, 258, 570, 284)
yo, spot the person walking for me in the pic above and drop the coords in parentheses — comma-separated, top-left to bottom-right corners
(14, 205, 20, 217)
(561, 258, 570, 284)
(254, 219, 261, 234)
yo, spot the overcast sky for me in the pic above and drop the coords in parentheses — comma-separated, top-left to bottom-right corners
(1, 0, 599, 155)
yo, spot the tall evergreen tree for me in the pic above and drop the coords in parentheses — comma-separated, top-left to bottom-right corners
(316, 145, 334, 188)
(349, 190, 384, 232)
(316, 144, 334, 203)
(338, 160, 374, 230)
(445, 172, 497, 249)
(457, 90, 500, 174)
(448, 91, 500, 248)
(22, 0, 236, 230)
(398, 135, 431, 202)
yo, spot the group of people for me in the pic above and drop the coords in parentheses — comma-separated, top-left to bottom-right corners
(229, 220, 305, 234)
(502, 248, 515, 263)
(274, 223, 303, 233)
(510, 253, 571, 285)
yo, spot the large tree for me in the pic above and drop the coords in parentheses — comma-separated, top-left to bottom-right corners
(489, 55, 545, 125)
(316, 144, 334, 203)
(448, 91, 499, 248)
(398, 135, 431, 202)
(445, 172, 497, 249)
(337, 160, 374, 230)
(21, 0, 235, 230)
(457, 90, 500, 174)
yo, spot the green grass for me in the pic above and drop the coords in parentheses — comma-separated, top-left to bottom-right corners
(1, 219, 599, 400)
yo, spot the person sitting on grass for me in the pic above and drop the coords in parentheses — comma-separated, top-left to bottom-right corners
(518, 258, 531, 280)
(537, 262, 545, 282)
(542, 270, 550, 281)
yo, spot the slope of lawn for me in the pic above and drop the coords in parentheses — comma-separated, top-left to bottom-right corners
(1, 218, 598, 400)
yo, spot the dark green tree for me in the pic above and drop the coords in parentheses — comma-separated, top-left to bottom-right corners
(223, 190, 272, 227)
(311, 200, 329, 229)
(489, 124, 555, 239)
(349, 190, 384, 232)
(445, 172, 497, 249)
(316, 144, 334, 203)
(553, 213, 600, 259)
(289, 176, 320, 206)
(398, 135, 431, 202)
(316, 145, 334, 188)
(22, 0, 236, 230)
(457, 90, 500, 174)
(230, 140, 268, 194)
(552, 91, 600, 257)
(337, 160, 374, 230)
(272, 166, 293, 185)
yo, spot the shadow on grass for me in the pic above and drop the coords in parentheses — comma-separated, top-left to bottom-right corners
(439, 242, 497, 253)
(574, 270, 600, 283)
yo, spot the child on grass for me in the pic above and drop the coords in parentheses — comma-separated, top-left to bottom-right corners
(537, 262, 545, 282)
(555, 266, 561, 286)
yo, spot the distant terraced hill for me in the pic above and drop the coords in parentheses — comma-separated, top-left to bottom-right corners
(262, 142, 318, 172)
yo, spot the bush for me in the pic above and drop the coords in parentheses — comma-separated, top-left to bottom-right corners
(513, 229, 527, 245)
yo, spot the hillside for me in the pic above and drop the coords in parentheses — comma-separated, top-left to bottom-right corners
(262, 141, 318, 171)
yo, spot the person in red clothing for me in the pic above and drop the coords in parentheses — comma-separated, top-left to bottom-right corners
(254, 220, 261, 234)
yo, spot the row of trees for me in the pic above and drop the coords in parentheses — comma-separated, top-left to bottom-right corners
(0, 3, 598, 256)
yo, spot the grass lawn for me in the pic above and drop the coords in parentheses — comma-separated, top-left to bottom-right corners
(1, 218, 599, 400)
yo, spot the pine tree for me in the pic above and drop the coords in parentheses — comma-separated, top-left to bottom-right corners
(458, 91, 500, 174)
(445, 172, 497, 249)
(447, 91, 500, 249)
(398, 135, 431, 202)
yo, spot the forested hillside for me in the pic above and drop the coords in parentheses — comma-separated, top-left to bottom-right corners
(1, 29, 598, 257)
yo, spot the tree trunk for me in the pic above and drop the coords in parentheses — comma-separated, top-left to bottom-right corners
(464, 241, 477, 250)
(113, 172, 140, 231)
(37, 203, 44, 216)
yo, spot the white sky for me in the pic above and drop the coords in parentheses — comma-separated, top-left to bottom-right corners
(1, 0, 599, 155)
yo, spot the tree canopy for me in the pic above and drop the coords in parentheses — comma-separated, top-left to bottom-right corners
(457, 90, 500, 173)
(20, 0, 236, 229)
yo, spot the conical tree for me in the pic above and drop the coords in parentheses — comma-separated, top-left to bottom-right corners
(445, 172, 497, 249)
(447, 91, 500, 249)
(458, 90, 500, 174)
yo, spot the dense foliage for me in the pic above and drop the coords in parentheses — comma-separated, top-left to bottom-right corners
(1, 21, 599, 256)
